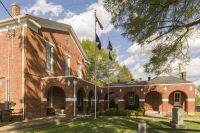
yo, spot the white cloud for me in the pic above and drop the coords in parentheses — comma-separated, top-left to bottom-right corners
(65, 10, 76, 18)
(57, 0, 113, 40)
(131, 63, 148, 80)
(120, 56, 135, 66)
(117, 54, 124, 61)
(21, 0, 63, 17)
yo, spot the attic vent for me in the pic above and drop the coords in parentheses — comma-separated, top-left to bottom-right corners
(127, 81, 136, 84)
(158, 72, 170, 77)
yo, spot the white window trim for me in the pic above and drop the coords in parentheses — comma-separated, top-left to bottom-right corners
(174, 92, 181, 106)
(46, 40, 54, 73)
(65, 53, 71, 76)
(78, 61, 82, 79)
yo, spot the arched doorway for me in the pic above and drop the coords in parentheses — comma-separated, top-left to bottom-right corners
(145, 91, 162, 111)
(46, 86, 66, 116)
(88, 90, 94, 111)
(77, 88, 85, 114)
(104, 92, 115, 109)
(124, 92, 139, 110)
(169, 91, 188, 112)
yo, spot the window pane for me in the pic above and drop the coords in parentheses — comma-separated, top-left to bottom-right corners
(46, 45, 52, 71)
(66, 56, 69, 76)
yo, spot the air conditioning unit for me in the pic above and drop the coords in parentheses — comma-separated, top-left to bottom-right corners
(9, 102, 16, 110)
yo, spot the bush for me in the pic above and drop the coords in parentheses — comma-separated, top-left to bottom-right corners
(117, 109, 124, 116)
(105, 109, 110, 116)
(164, 112, 172, 117)
(138, 107, 146, 114)
(86, 107, 92, 113)
(110, 108, 117, 116)
(130, 110, 137, 116)
(138, 111, 144, 116)
(129, 105, 139, 110)
(96, 112, 99, 117)
(124, 109, 131, 116)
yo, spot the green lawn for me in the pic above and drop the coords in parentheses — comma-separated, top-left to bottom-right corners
(184, 112, 200, 118)
(25, 117, 200, 133)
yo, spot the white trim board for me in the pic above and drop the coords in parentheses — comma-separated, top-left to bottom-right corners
(65, 98, 77, 101)
(186, 99, 195, 101)
(139, 99, 145, 101)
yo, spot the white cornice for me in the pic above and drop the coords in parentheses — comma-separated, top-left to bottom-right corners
(100, 82, 195, 88)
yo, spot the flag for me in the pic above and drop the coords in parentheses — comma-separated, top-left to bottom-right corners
(107, 41, 112, 51)
(97, 42, 101, 50)
(109, 51, 112, 60)
(96, 34, 101, 50)
(96, 16, 103, 30)
(96, 34, 100, 42)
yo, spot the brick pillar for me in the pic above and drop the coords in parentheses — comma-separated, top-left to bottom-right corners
(118, 99, 125, 110)
(139, 99, 145, 108)
(41, 100, 47, 117)
(187, 100, 195, 115)
(65, 100, 74, 118)
(99, 99, 104, 112)
(162, 99, 169, 113)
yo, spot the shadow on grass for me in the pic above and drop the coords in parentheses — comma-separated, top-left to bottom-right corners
(25, 117, 200, 133)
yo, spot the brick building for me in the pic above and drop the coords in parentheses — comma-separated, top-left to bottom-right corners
(0, 3, 195, 121)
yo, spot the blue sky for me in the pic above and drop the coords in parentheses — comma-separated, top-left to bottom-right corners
(1, 0, 200, 87)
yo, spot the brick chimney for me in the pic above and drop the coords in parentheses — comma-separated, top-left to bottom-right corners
(182, 72, 186, 80)
(117, 79, 120, 82)
(11, 3, 20, 17)
(148, 76, 151, 81)
(131, 79, 134, 81)
(139, 78, 142, 82)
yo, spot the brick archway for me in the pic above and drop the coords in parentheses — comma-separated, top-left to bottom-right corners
(168, 90, 188, 112)
(124, 91, 140, 110)
(144, 91, 162, 111)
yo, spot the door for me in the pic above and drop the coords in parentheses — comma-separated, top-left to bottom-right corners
(152, 96, 159, 110)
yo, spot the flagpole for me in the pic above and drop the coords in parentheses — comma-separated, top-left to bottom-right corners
(108, 37, 110, 109)
(94, 10, 97, 119)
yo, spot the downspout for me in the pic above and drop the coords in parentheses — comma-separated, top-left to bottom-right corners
(73, 79, 78, 120)
(0, 76, 8, 101)
(22, 26, 25, 120)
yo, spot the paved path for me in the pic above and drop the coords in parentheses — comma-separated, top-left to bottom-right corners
(0, 113, 200, 133)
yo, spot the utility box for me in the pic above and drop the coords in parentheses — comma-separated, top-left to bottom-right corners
(4, 101, 16, 110)
(4, 101, 9, 110)
(9, 102, 16, 110)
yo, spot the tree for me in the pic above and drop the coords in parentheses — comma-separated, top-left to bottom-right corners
(195, 85, 200, 107)
(81, 39, 120, 86)
(104, 0, 200, 75)
(117, 65, 134, 81)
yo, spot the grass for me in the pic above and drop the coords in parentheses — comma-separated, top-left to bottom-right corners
(184, 112, 200, 118)
(24, 117, 200, 133)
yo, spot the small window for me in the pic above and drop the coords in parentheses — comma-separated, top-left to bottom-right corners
(65, 54, 71, 76)
(78, 61, 82, 78)
(66, 40, 70, 46)
(174, 92, 181, 105)
(129, 93, 135, 105)
(77, 90, 82, 106)
(46, 40, 54, 73)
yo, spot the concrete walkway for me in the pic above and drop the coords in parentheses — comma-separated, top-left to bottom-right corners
(0, 113, 200, 133)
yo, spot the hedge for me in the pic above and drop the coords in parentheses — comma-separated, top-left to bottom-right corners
(130, 110, 137, 116)
(117, 109, 124, 116)
(138, 107, 146, 114)
(105, 109, 110, 116)
(124, 109, 131, 116)
(110, 108, 117, 116)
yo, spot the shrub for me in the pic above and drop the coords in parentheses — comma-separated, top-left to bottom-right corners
(124, 109, 131, 116)
(138, 107, 146, 114)
(105, 109, 110, 116)
(86, 107, 92, 113)
(96, 112, 99, 117)
(164, 112, 172, 117)
(117, 109, 124, 116)
(99, 112, 105, 115)
(110, 108, 117, 115)
(129, 105, 139, 110)
(130, 110, 137, 116)
(138, 111, 144, 116)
